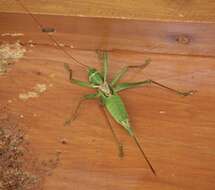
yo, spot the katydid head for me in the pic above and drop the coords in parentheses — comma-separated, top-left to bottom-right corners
(88, 68, 104, 85)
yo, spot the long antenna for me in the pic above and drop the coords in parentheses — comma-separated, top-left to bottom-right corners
(15, 0, 88, 70)
(133, 134, 156, 175)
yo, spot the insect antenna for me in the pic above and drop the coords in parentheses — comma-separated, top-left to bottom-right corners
(15, 0, 89, 70)
(132, 135, 156, 175)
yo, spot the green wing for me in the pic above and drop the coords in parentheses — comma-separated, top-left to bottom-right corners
(104, 95, 128, 123)
(104, 95, 133, 135)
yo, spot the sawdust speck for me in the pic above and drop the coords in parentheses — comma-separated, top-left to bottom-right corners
(33, 84, 47, 93)
(7, 100, 12, 103)
(19, 84, 47, 101)
(19, 91, 39, 100)
(0, 110, 60, 190)
(1, 33, 24, 37)
(59, 43, 65, 47)
(0, 42, 26, 75)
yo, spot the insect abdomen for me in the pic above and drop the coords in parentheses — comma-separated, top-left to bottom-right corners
(104, 95, 133, 135)
(104, 95, 128, 122)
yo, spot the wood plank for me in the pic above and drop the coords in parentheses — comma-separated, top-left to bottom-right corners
(1, 0, 215, 22)
(1, 13, 215, 57)
(0, 44, 215, 190)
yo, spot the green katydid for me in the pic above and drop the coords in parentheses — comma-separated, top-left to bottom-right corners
(15, 0, 196, 176)
(64, 52, 195, 176)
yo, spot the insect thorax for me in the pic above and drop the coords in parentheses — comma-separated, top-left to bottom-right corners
(98, 81, 112, 96)
(88, 68, 112, 96)
(88, 68, 103, 85)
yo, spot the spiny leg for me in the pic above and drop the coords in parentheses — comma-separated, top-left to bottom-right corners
(96, 50, 109, 82)
(100, 105, 124, 158)
(114, 79, 196, 96)
(64, 63, 95, 88)
(150, 80, 196, 96)
(64, 98, 84, 126)
(64, 93, 99, 126)
(111, 59, 151, 86)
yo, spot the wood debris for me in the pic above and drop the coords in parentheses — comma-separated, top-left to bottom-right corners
(0, 42, 26, 75)
(19, 84, 47, 101)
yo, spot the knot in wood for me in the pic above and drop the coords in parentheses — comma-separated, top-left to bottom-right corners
(176, 35, 190, 45)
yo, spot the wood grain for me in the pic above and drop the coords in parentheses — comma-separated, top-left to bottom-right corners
(1, 13, 215, 57)
(1, 0, 215, 22)
(0, 44, 214, 190)
(1, 1, 215, 189)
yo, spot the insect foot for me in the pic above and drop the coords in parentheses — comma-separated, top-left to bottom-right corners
(64, 63, 72, 72)
(64, 119, 71, 127)
(141, 58, 151, 68)
(118, 143, 124, 158)
(179, 90, 197, 96)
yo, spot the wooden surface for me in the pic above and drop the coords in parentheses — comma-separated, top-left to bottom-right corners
(1, 12, 215, 57)
(1, 1, 215, 189)
(1, 0, 215, 57)
(0, 45, 215, 190)
(2, 0, 215, 22)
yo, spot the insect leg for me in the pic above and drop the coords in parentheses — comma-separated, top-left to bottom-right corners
(148, 80, 196, 96)
(64, 93, 99, 126)
(114, 80, 196, 96)
(111, 59, 151, 86)
(100, 105, 124, 158)
(64, 63, 95, 88)
(96, 51, 109, 82)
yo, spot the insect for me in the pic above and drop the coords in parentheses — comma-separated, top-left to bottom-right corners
(63, 52, 196, 176)
(14, 0, 196, 176)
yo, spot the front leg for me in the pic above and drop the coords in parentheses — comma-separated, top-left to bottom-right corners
(111, 59, 151, 86)
(64, 63, 96, 88)
(96, 50, 109, 82)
